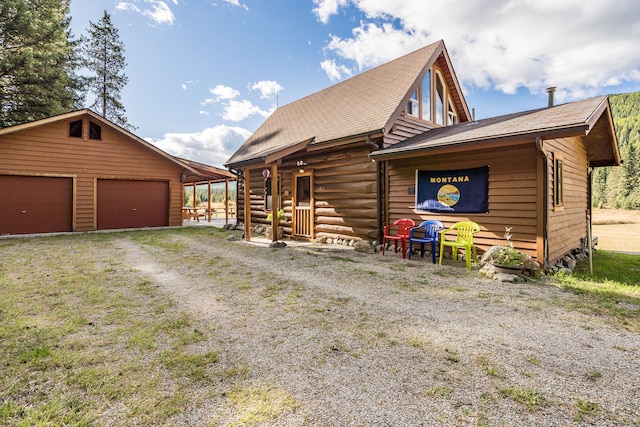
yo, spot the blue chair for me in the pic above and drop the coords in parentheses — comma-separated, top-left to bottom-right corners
(408, 220, 444, 263)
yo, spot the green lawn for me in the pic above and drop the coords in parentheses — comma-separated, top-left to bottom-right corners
(552, 250, 640, 331)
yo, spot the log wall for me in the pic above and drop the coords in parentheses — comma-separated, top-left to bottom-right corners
(242, 142, 379, 241)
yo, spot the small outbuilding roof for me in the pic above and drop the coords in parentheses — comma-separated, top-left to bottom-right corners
(175, 157, 236, 183)
(370, 95, 620, 167)
(225, 40, 470, 168)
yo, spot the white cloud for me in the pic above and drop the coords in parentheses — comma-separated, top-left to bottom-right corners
(326, 22, 427, 71)
(115, 2, 140, 13)
(209, 85, 240, 102)
(320, 0, 640, 101)
(181, 80, 195, 90)
(200, 84, 276, 121)
(143, 1, 175, 25)
(116, 0, 176, 26)
(223, 0, 249, 11)
(312, 0, 349, 24)
(320, 59, 352, 81)
(146, 125, 252, 167)
(250, 80, 283, 99)
(222, 100, 273, 122)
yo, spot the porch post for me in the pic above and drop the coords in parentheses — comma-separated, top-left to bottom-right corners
(207, 181, 212, 222)
(244, 169, 251, 241)
(225, 179, 229, 224)
(271, 163, 278, 242)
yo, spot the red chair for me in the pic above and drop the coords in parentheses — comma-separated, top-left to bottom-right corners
(382, 218, 415, 259)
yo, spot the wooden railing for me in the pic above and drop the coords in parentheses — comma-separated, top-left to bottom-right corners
(294, 206, 312, 237)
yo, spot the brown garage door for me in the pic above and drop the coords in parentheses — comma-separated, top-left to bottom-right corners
(97, 179, 169, 230)
(0, 175, 73, 235)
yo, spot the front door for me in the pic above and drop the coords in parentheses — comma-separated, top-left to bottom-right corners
(293, 172, 313, 238)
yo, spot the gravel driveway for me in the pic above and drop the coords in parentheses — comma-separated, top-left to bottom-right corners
(114, 228, 639, 426)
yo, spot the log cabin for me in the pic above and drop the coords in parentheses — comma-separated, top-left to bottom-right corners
(0, 109, 233, 235)
(227, 39, 620, 265)
(225, 41, 471, 240)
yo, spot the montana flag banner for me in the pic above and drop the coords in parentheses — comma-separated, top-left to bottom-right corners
(416, 166, 489, 213)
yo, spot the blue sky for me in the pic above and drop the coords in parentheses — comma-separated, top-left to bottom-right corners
(69, 0, 640, 167)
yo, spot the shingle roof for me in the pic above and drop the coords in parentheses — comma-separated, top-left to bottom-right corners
(175, 156, 235, 183)
(225, 41, 448, 167)
(371, 96, 620, 167)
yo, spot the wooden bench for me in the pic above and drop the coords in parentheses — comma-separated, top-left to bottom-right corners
(182, 208, 199, 221)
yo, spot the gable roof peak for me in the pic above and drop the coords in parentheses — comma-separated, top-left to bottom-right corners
(226, 39, 465, 167)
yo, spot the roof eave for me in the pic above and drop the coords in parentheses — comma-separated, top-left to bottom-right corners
(224, 156, 268, 170)
(587, 97, 621, 166)
(308, 129, 385, 151)
(0, 109, 91, 135)
(370, 124, 590, 160)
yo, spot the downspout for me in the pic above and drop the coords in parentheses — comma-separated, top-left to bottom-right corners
(366, 134, 384, 245)
(226, 167, 244, 179)
(587, 167, 594, 275)
(536, 137, 549, 266)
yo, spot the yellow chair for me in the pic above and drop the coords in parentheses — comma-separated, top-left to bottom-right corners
(439, 221, 480, 270)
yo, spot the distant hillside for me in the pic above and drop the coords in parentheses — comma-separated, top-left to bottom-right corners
(592, 92, 640, 209)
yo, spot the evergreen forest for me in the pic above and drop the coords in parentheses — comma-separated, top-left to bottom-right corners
(592, 92, 640, 210)
(1, 0, 131, 129)
(183, 182, 237, 207)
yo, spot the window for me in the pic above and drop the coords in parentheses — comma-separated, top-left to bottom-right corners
(448, 97, 457, 125)
(69, 119, 83, 138)
(554, 154, 564, 208)
(296, 175, 311, 207)
(89, 121, 101, 140)
(407, 91, 419, 118)
(421, 70, 431, 121)
(406, 67, 458, 126)
(435, 72, 446, 126)
(265, 175, 281, 211)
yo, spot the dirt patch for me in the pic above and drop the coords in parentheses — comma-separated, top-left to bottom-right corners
(592, 208, 640, 225)
(113, 229, 639, 426)
(592, 208, 640, 252)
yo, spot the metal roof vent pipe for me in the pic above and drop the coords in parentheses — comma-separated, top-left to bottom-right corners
(547, 86, 557, 107)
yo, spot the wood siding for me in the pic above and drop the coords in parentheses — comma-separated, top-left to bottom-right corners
(384, 112, 436, 146)
(386, 143, 540, 259)
(0, 115, 184, 232)
(545, 136, 589, 264)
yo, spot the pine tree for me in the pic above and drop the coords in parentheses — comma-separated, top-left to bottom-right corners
(591, 92, 640, 210)
(82, 11, 134, 130)
(0, 0, 84, 128)
(592, 167, 608, 209)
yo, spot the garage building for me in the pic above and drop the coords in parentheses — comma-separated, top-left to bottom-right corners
(0, 109, 203, 235)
